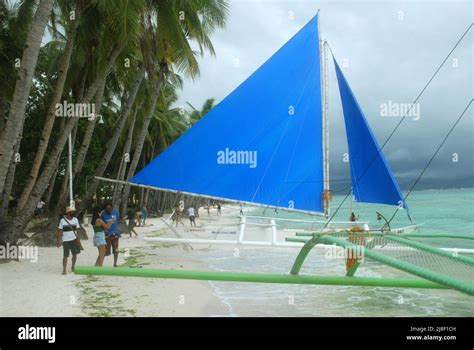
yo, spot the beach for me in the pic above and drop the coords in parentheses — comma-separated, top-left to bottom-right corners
(0, 210, 231, 317)
(1, 193, 473, 317)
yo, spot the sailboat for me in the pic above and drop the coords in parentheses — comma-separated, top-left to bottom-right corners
(86, 14, 474, 296)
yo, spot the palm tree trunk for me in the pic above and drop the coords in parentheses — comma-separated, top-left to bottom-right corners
(112, 105, 138, 207)
(44, 167, 58, 210)
(79, 65, 146, 212)
(0, 0, 54, 195)
(16, 10, 81, 210)
(43, 90, 70, 213)
(0, 89, 6, 133)
(0, 137, 21, 217)
(54, 78, 106, 213)
(142, 141, 154, 208)
(120, 76, 162, 216)
(73, 79, 106, 182)
(1, 44, 123, 243)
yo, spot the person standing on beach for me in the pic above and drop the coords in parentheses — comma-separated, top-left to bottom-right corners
(56, 207, 81, 275)
(139, 206, 148, 226)
(188, 206, 196, 227)
(101, 203, 121, 267)
(174, 206, 185, 227)
(35, 199, 45, 217)
(91, 207, 115, 267)
(126, 206, 138, 238)
(217, 203, 221, 216)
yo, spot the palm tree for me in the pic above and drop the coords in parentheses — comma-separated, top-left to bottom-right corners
(16, 1, 84, 211)
(0, 0, 230, 243)
(0, 0, 54, 195)
(0, 0, 37, 132)
(187, 98, 215, 125)
(77, 64, 146, 213)
(119, 0, 229, 210)
(1, 0, 145, 242)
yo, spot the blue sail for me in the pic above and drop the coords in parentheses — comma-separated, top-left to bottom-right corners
(131, 15, 324, 213)
(333, 57, 409, 212)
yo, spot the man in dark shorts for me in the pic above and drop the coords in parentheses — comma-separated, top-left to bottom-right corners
(56, 206, 81, 275)
(188, 206, 196, 227)
(101, 203, 121, 267)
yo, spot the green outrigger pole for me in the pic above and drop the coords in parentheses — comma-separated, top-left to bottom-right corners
(74, 265, 447, 290)
(74, 231, 474, 296)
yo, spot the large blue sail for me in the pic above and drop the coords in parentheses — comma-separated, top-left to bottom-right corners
(131, 15, 324, 213)
(333, 56, 409, 212)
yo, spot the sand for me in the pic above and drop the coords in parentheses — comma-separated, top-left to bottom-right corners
(0, 208, 232, 317)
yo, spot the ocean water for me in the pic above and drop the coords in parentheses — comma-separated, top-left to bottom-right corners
(187, 189, 474, 316)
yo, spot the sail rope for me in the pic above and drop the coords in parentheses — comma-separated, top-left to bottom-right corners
(387, 99, 473, 224)
(323, 23, 473, 228)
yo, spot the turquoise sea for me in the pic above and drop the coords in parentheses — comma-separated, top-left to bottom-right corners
(188, 189, 474, 316)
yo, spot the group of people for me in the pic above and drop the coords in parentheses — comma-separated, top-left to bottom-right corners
(172, 202, 224, 227)
(172, 205, 197, 227)
(205, 203, 221, 216)
(56, 203, 122, 275)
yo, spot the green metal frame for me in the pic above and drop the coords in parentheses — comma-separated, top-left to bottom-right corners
(290, 237, 320, 275)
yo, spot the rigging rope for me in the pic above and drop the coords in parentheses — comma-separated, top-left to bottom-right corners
(323, 23, 473, 228)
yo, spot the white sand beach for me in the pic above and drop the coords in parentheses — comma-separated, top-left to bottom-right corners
(2, 204, 473, 317)
(0, 207, 234, 317)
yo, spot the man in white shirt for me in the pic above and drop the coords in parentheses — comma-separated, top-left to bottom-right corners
(56, 207, 81, 275)
(188, 207, 196, 227)
(35, 199, 45, 216)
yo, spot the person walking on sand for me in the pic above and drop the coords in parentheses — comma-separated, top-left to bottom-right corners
(91, 207, 115, 267)
(139, 206, 148, 226)
(217, 203, 221, 216)
(174, 206, 185, 227)
(126, 206, 138, 238)
(101, 203, 121, 267)
(188, 206, 196, 227)
(56, 207, 82, 275)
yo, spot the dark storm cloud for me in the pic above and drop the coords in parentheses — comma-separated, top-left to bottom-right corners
(176, 0, 473, 190)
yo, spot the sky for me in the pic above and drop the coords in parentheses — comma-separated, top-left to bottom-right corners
(175, 0, 473, 191)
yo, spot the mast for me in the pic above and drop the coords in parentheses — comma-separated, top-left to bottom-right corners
(319, 13, 330, 217)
